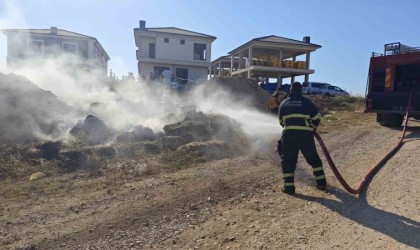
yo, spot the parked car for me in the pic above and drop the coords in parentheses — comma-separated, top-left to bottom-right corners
(319, 85, 349, 96)
(302, 82, 330, 95)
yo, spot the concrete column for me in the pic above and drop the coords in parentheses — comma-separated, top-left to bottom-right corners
(306, 52, 311, 69)
(248, 46, 253, 66)
(305, 74, 309, 82)
(88, 40, 95, 59)
(218, 61, 222, 76)
(230, 56, 233, 75)
(291, 75, 295, 83)
(277, 73, 282, 88)
(247, 70, 251, 79)
(279, 49, 283, 67)
(239, 51, 243, 69)
(206, 43, 211, 62)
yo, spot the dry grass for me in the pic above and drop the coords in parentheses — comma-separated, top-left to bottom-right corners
(309, 95, 376, 133)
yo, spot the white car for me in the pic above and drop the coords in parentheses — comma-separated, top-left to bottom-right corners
(319, 85, 349, 96)
(302, 82, 330, 95)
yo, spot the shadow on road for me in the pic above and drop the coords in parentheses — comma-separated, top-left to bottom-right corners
(295, 188, 420, 248)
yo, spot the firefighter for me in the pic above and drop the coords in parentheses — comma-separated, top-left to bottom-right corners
(278, 82, 326, 195)
(268, 87, 289, 114)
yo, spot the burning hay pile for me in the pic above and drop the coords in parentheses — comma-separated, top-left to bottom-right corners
(0, 73, 265, 180)
(0, 73, 74, 144)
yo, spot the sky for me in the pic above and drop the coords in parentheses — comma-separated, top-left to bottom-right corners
(0, 0, 419, 95)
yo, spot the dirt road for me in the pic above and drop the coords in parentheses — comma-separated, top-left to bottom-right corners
(1, 117, 419, 249)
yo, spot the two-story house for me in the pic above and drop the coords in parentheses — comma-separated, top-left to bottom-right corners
(134, 20, 216, 83)
(1, 27, 110, 74)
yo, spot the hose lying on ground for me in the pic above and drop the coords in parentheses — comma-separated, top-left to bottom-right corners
(314, 90, 413, 194)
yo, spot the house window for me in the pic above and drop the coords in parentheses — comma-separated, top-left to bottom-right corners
(180, 39, 185, 45)
(164, 38, 169, 43)
(193, 43, 206, 61)
(149, 43, 155, 58)
(27, 40, 43, 54)
(62, 42, 77, 54)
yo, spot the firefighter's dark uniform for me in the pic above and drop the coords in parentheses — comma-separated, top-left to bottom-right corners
(278, 90, 326, 194)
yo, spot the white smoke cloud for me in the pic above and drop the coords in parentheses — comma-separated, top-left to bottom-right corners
(0, 0, 27, 72)
(0, 1, 282, 148)
(189, 82, 282, 142)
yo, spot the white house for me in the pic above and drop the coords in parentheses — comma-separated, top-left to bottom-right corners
(1, 27, 110, 74)
(134, 20, 216, 83)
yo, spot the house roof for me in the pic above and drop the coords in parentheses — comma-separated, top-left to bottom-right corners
(228, 35, 321, 54)
(135, 27, 216, 40)
(2, 28, 95, 39)
(2, 28, 110, 60)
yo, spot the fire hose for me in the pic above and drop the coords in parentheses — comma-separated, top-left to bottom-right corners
(313, 90, 414, 194)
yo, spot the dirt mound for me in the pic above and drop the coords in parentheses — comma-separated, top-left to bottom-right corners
(0, 73, 73, 144)
(70, 115, 114, 145)
(204, 77, 271, 111)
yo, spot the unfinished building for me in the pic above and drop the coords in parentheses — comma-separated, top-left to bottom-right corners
(210, 35, 321, 87)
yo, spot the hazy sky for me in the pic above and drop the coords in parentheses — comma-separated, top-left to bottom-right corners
(0, 0, 418, 95)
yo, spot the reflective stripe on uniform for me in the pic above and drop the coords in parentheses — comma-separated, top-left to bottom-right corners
(284, 126, 314, 131)
(284, 182, 295, 186)
(313, 167, 324, 172)
(283, 173, 294, 177)
(283, 114, 310, 120)
(315, 175, 326, 180)
(311, 113, 322, 120)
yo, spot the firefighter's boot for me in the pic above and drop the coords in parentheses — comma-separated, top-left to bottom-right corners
(313, 166, 327, 191)
(282, 172, 295, 195)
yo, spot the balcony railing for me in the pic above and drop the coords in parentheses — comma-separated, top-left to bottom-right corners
(253, 59, 307, 69)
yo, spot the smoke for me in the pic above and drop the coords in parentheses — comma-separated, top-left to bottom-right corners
(0, 1, 282, 148)
(1, 52, 282, 147)
(188, 82, 282, 146)
(0, 1, 27, 72)
(6, 53, 179, 132)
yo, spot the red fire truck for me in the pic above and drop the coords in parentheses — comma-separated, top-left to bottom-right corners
(365, 42, 420, 126)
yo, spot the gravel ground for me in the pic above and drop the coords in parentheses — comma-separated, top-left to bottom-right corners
(1, 118, 419, 250)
